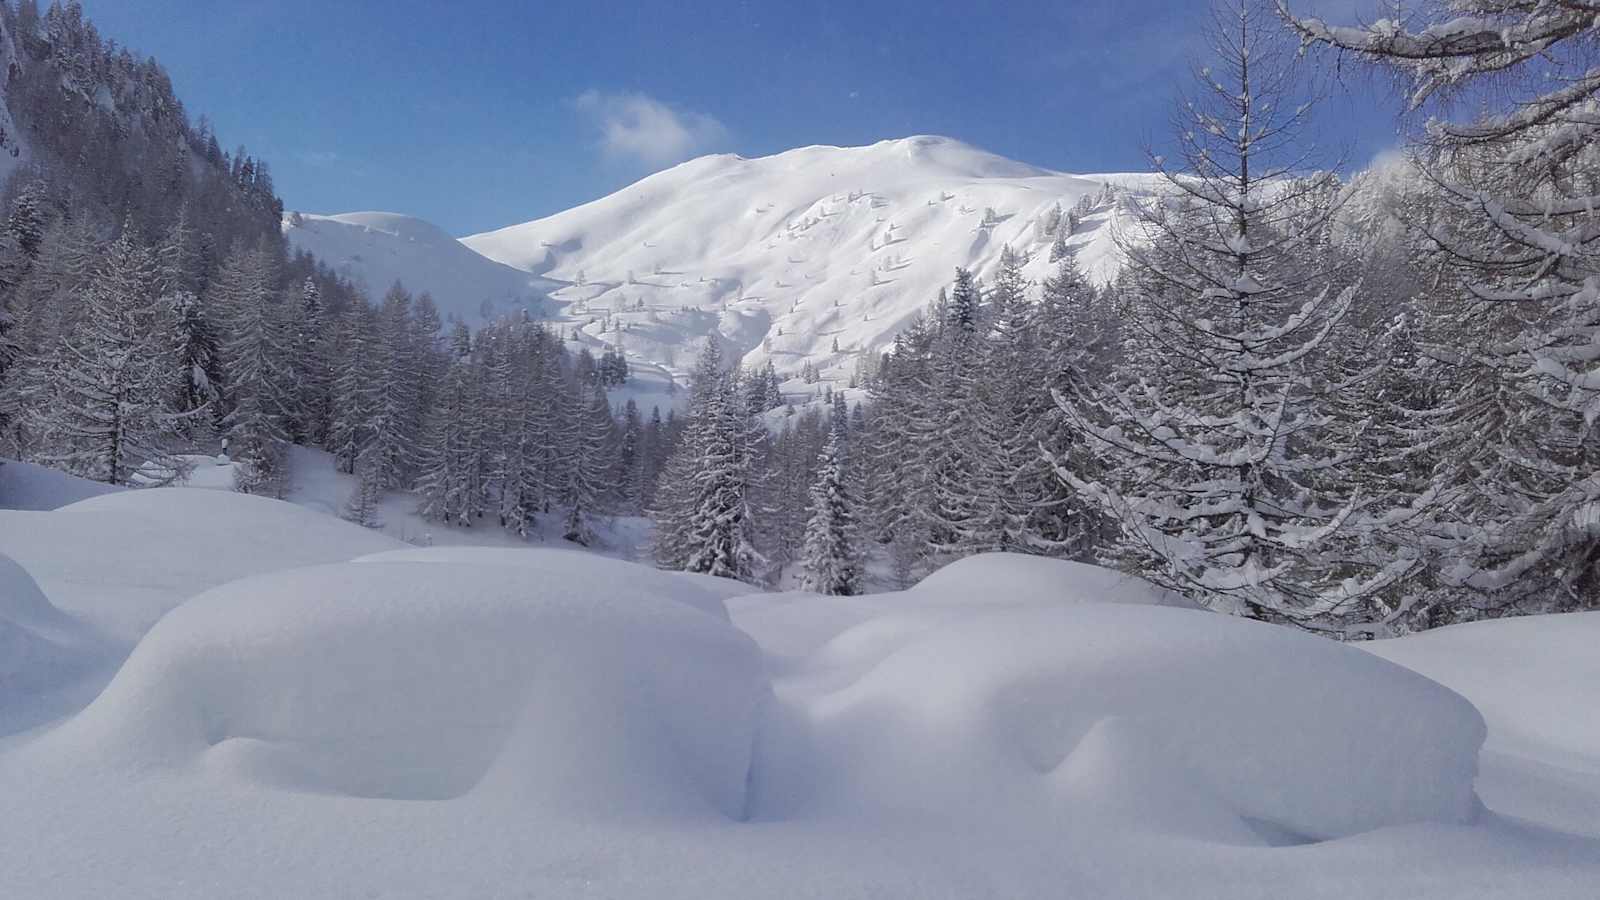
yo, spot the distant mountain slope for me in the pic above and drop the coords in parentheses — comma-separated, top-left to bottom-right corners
(462, 136, 1158, 381)
(282, 211, 555, 326)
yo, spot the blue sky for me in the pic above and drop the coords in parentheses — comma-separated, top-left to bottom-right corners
(83, 0, 1401, 236)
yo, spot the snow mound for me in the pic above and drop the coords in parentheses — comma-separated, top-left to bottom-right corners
(1367, 613, 1600, 772)
(764, 602, 1485, 841)
(283, 210, 553, 327)
(729, 553, 1184, 663)
(0, 488, 406, 641)
(0, 457, 123, 510)
(352, 546, 733, 621)
(0, 552, 99, 703)
(40, 561, 766, 817)
(911, 552, 1193, 607)
(1050, 716, 1267, 845)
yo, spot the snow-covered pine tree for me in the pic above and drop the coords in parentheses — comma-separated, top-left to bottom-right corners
(681, 375, 766, 582)
(288, 276, 331, 445)
(363, 283, 425, 491)
(799, 423, 863, 595)
(414, 353, 485, 528)
(328, 298, 381, 474)
(920, 267, 988, 558)
(212, 242, 293, 496)
(1283, 0, 1600, 614)
(30, 224, 191, 485)
(617, 397, 643, 513)
(564, 380, 616, 545)
(1053, 0, 1409, 626)
(651, 340, 767, 582)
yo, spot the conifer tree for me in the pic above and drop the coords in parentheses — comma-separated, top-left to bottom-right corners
(213, 243, 292, 496)
(30, 225, 190, 485)
(800, 422, 862, 595)
(1053, 0, 1408, 625)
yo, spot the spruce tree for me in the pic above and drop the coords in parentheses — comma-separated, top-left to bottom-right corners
(800, 424, 862, 595)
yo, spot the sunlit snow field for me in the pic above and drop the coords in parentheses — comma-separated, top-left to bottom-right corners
(2, 460, 1597, 899)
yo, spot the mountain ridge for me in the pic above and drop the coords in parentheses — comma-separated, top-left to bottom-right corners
(291, 136, 1159, 386)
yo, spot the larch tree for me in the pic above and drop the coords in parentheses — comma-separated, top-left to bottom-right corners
(34, 225, 191, 485)
(1281, 0, 1600, 614)
(1052, 0, 1411, 626)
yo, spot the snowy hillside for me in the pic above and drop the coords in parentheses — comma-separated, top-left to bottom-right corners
(460, 136, 1153, 384)
(282, 212, 556, 326)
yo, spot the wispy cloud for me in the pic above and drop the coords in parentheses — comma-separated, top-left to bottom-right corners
(572, 90, 730, 169)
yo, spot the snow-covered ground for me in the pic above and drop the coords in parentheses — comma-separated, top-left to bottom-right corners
(1, 462, 1598, 897)
(170, 444, 655, 558)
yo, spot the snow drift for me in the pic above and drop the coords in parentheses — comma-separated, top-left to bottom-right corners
(738, 557, 1486, 842)
(0, 487, 405, 641)
(0, 552, 100, 706)
(5, 546, 1591, 898)
(351, 545, 733, 621)
(0, 457, 123, 511)
(36, 560, 765, 817)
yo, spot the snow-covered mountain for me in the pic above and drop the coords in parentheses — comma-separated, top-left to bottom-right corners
(282, 212, 556, 326)
(462, 136, 1157, 382)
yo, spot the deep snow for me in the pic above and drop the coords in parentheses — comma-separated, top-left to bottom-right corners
(1, 465, 1597, 897)
(282, 211, 556, 327)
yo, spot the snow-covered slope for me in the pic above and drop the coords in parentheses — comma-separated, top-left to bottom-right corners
(463, 136, 1155, 383)
(282, 211, 555, 326)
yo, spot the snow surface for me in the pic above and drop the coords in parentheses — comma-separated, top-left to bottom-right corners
(463, 137, 1154, 387)
(2, 473, 1598, 896)
(1365, 614, 1600, 837)
(0, 485, 405, 641)
(282, 211, 556, 327)
(352, 546, 732, 621)
(0, 456, 124, 510)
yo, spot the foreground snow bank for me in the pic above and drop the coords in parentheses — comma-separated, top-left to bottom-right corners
(730, 552, 1188, 663)
(35, 561, 765, 818)
(0, 553, 101, 705)
(747, 559, 1486, 842)
(0, 458, 122, 510)
(1367, 613, 1600, 770)
(353, 546, 733, 621)
(0, 487, 405, 641)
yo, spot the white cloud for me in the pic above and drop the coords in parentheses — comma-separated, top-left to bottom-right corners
(572, 90, 730, 168)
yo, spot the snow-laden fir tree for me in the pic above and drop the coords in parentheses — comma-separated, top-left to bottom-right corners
(799, 417, 862, 595)
(1053, 0, 1410, 626)
(652, 340, 767, 582)
(1282, 0, 1600, 613)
